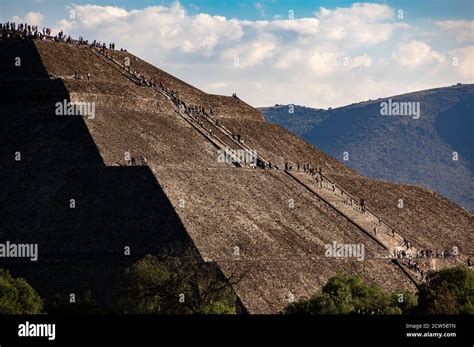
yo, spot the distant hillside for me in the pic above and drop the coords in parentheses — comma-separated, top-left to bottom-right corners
(259, 104, 327, 136)
(260, 84, 474, 211)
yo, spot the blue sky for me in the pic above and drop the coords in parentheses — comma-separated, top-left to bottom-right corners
(1, 1, 473, 107)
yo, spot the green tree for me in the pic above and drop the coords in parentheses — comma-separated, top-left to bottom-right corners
(417, 266, 473, 314)
(115, 248, 245, 314)
(0, 269, 43, 314)
(284, 273, 416, 314)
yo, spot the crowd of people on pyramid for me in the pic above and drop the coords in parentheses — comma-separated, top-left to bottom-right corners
(396, 249, 425, 279)
(1, 22, 44, 39)
(133, 72, 165, 88)
(126, 155, 147, 166)
(117, 155, 147, 167)
(400, 257, 426, 279)
(153, 87, 277, 171)
(395, 248, 458, 260)
(0, 22, 73, 42)
(284, 161, 315, 174)
(291, 162, 369, 214)
(0, 21, 124, 52)
(421, 248, 456, 259)
(72, 70, 92, 81)
(395, 243, 461, 280)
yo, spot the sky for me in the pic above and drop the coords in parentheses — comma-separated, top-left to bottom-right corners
(1, 0, 473, 108)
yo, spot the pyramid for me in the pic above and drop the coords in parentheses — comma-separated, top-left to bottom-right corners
(0, 38, 471, 313)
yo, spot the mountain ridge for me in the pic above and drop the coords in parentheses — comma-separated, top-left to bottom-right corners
(259, 83, 474, 211)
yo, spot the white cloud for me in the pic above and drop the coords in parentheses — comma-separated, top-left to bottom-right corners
(317, 3, 393, 22)
(350, 54, 372, 68)
(313, 3, 408, 45)
(437, 20, 474, 42)
(273, 48, 303, 69)
(396, 40, 445, 67)
(50, 2, 471, 108)
(71, 5, 128, 28)
(450, 46, 474, 80)
(308, 49, 341, 76)
(268, 18, 320, 35)
(221, 33, 277, 67)
(12, 12, 44, 26)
